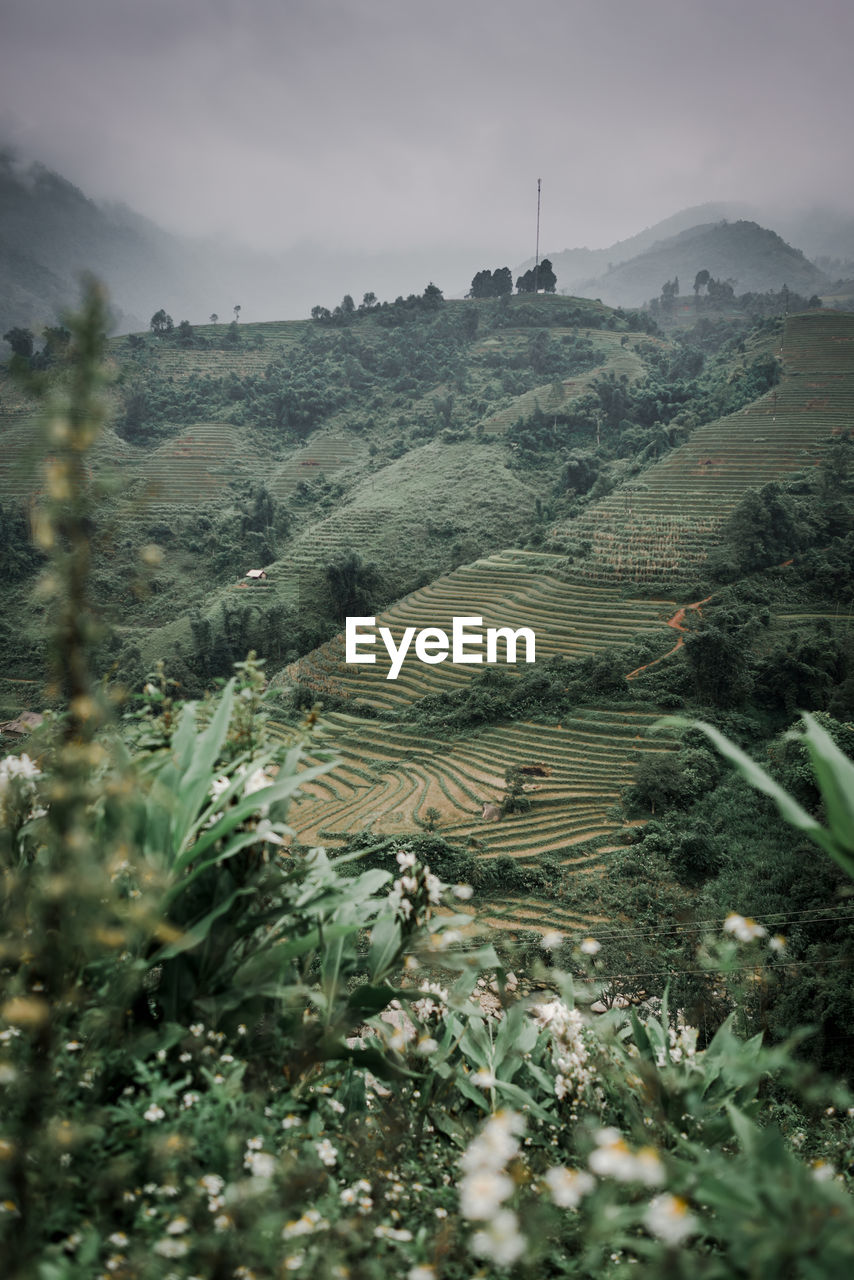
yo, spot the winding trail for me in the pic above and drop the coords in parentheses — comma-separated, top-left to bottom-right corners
(625, 595, 714, 681)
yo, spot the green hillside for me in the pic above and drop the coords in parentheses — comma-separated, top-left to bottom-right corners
(2, 291, 853, 973)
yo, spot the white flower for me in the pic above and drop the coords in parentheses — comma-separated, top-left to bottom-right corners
(408, 1267, 437, 1280)
(374, 1225, 413, 1241)
(144, 1104, 165, 1123)
(460, 1109, 524, 1176)
(769, 934, 786, 953)
(244, 1151, 276, 1179)
(540, 930, 564, 951)
(589, 1129, 664, 1185)
(471, 1068, 496, 1087)
(544, 1166, 595, 1208)
(153, 1238, 189, 1258)
(580, 937, 601, 956)
(470, 1207, 526, 1266)
(314, 1139, 337, 1167)
(416, 1037, 439, 1055)
(166, 1217, 189, 1235)
(396, 849, 417, 870)
(644, 1193, 698, 1245)
(281, 1114, 302, 1129)
(199, 1174, 225, 1196)
(282, 1209, 329, 1238)
(722, 913, 767, 942)
(108, 1232, 129, 1247)
(460, 1169, 514, 1219)
(209, 775, 230, 802)
(453, 883, 474, 900)
(242, 767, 270, 796)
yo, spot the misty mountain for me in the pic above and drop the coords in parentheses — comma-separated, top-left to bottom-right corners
(0, 152, 486, 336)
(0, 153, 844, 339)
(556, 219, 829, 307)
(526, 201, 753, 291)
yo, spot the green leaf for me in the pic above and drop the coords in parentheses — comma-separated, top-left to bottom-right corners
(675, 717, 854, 875)
(368, 913, 402, 982)
(171, 679, 235, 848)
(725, 1101, 759, 1156)
(152, 884, 256, 961)
(799, 712, 854, 854)
(346, 984, 410, 1018)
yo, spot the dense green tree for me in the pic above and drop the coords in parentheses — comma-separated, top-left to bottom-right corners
(3, 326, 34, 358)
(324, 551, 382, 620)
(149, 308, 173, 335)
(693, 268, 710, 297)
(468, 267, 513, 298)
(516, 258, 557, 294)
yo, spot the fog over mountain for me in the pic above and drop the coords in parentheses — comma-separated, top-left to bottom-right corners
(2, 2, 853, 267)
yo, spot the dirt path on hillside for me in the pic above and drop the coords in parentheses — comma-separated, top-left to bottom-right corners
(625, 595, 713, 681)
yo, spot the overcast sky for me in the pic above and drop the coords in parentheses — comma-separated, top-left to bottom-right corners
(2, 0, 853, 264)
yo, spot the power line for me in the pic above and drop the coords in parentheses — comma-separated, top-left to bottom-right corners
(524, 904, 854, 948)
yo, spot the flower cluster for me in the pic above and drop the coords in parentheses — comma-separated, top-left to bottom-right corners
(722, 913, 767, 943)
(0, 752, 42, 825)
(588, 1128, 664, 1185)
(459, 1110, 527, 1266)
(655, 1012, 699, 1068)
(532, 998, 596, 1110)
(387, 849, 443, 925)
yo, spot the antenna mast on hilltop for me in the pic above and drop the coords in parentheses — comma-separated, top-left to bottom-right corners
(534, 178, 542, 294)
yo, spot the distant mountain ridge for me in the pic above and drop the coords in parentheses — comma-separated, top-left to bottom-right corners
(0, 152, 848, 339)
(565, 219, 829, 307)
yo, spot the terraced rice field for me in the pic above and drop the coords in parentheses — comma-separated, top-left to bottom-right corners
(284, 549, 677, 710)
(474, 331, 647, 435)
(551, 311, 854, 584)
(123, 421, 258, 510)
(268, 434, 365, 501)
(276, 707, 675, 874)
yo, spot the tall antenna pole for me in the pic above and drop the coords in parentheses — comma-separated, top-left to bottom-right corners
(534, 178, 542, 294)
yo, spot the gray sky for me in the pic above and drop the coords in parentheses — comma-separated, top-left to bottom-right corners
(2, 0, 853, 262)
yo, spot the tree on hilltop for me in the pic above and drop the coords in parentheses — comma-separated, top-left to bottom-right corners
(3, 326, 35, 359)
(516, 258, 556, 294)
(149, 309, 173, 335)
(693, 269, 710, 298)
(468, 267, 513, 299)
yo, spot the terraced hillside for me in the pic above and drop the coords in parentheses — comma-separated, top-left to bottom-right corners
(267, 433, 365, 501)
(265, 442, 543, 602)
(274, 706, 675, 918)
(474, 329, 650, 434)
(284, 549, 677, 710)
(124, 421, 260, 510)
(549, 311, 854, 584)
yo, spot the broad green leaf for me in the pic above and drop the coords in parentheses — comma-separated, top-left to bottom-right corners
(799, 712, 854, 854)
(174, 758, 334, 869)
(368, 913, 402, 982)
(670, 717, 854, 874)
(171, 679, 235, 847)
(151, 884, 256, 961)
